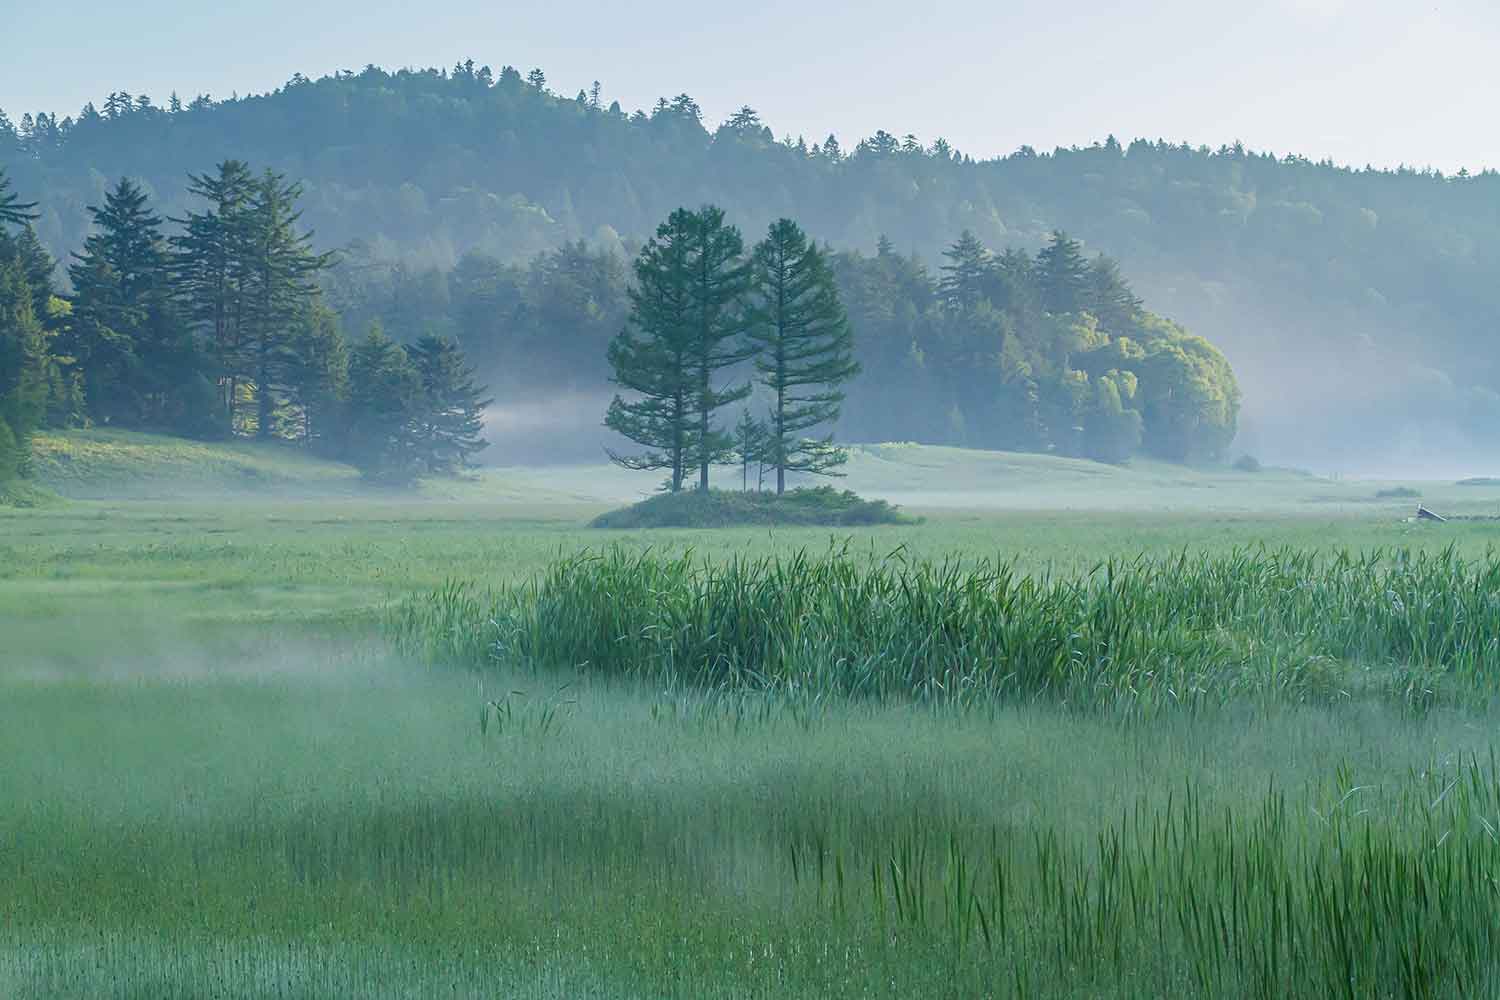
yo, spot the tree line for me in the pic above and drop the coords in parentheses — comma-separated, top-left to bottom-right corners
(0, 164, 489, 487)
(329, 226, 1239, 468)
(3, 61, 1496, 463)
(2, 157, 1239, 496)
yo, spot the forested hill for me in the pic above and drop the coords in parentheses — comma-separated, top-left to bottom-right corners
(4, 62, 1499, 468)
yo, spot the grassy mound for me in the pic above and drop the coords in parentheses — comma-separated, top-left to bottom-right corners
(591, 486, 913, 529)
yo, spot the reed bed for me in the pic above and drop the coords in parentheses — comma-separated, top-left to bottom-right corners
(390, 544, 1500, 710)
(778, 755, 1500, 998)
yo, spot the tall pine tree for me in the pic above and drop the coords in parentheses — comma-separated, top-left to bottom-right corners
(684, 205, 752, 491)
(65, 178, 188, 427)
(170, 160, 255, 430)
(747, 219, 859, 493)
(605, 210, 696, 490)
(346, 322, 421, 482)
(1036, 230, 1089, 315)
(241, 170, 334, 438)
(406, 334, 491, 473)
(0, 219, 49, 483)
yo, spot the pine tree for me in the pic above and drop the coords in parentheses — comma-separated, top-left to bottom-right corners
(346, 322, 421, 481)
(937, 230, 990, 312)
(747, 219, 860, 493)
(0, 237, 50, 481)
(605, 210, 695, 491)
(406, 334, 491, 473)
(684, 206, 752, 490)
(280, 301, 348, 451)
(733, 409, 770, 491)
(170, 160, 256, 429)
(65, 178, 185, 427)
(0, 168, 38, 228)
(1083, 253, 1143, 333)
(240, 170, 334, 438)
(1036, 231, 1090, 315)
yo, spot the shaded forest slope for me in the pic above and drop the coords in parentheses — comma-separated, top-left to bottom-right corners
(5, 63, 1497, 466)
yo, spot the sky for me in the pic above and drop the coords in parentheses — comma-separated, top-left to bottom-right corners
(4, 0, 1499, 172)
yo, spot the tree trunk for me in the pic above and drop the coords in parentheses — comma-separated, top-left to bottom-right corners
(699, 365, 710, 492)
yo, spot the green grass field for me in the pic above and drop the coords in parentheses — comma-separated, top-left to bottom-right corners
(5, 431, 1500, 997)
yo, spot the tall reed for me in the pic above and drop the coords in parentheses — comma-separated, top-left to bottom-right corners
(390, 544, 1500, 710)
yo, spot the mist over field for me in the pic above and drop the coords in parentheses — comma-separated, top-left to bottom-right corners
(6, 5, 1500, 996)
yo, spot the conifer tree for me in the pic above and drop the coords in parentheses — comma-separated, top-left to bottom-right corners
(240, 170, 334, 438)
(684, 205, 753, 490)
(65, 178, 185, 426)
(170, 160, 255, 427)
(1083, 253, 1143, 333)
(1036, 230, 1090, 315)
(938, 230, 990, 312)
(406, 333, 492, 473)
(281, 301, 349, 451)
(747, 218, 860, 493)
(0, 168, 38, 228)
(346, 322, 421, 481)
(605, 209, 696, 491)
(733, 408, 770, 491)
(0, 232, 50, 481)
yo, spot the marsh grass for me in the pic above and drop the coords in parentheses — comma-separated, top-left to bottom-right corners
(392, 543, 1500, 711)
(14, 499, 1500, 996)
(6, 662, 1500, 998)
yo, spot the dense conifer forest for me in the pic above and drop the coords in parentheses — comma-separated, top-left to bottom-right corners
(4, 60, 1496, 466)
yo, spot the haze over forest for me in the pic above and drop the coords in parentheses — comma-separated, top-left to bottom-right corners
(4, 61, 1498, 473)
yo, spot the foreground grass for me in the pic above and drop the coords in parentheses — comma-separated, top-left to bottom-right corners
(6, 643, 1500, 997)
(7, 494, 1500, 995)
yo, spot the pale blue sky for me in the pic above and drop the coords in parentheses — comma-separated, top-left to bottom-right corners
(5, 0, 1498, 171)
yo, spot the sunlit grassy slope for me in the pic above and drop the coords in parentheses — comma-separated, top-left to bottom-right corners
(29, 429, 362, 499)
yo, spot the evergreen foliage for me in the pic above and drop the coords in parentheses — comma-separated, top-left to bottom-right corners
(682, 206, 753, 490)
(0, 167, 37, 228)
(732, 409, 770, 491)
(346, 323, 422, 482)
(7, 64, 1483, 457)
(604, 211, 696, 490)
(747, 218, 860, 492)
(406, 334, 492, 474)
(0, 163, 489, 486)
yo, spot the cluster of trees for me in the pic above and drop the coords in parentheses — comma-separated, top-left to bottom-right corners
(835, 231, 1240, 463)
(604, 208, 858, 493)
(330, 226, 1238, 465)
(4, 60, 1497, 467)
(0, 165, 489, 486)
(0, 173, 52, 484)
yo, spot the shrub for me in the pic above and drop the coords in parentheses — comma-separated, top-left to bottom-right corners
(1232, 454, 1261, 473)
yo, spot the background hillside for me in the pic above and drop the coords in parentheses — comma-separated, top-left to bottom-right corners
(4, 62, 1498, 470)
